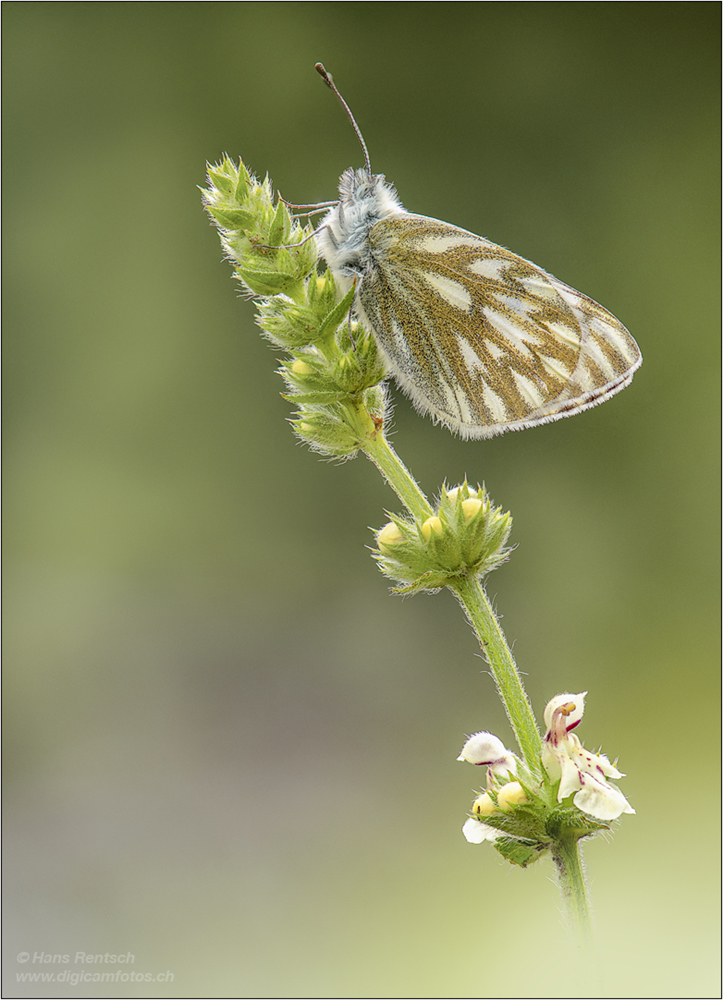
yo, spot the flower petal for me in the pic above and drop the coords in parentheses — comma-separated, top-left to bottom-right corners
(557, 752, 584, 801)
(573, 775, 635, 820)
(457, 731, 515, 774)
(543, 692, 586, 733)
(572, 741, 624, 781)
(544, 691, 587, 732)
(462, 816, 500, 843)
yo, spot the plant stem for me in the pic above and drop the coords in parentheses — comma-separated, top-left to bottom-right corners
(363, 426, 541, 773)
(551, 835, 597, 962)
(364, 421, 597, 953)
(450, 574, 542, 774)
(363, 431, 433, 522)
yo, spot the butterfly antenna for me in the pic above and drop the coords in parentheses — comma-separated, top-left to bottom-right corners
(315, 63, 372, 176)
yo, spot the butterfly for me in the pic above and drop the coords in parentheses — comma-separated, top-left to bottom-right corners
(312, 64, 642, 440)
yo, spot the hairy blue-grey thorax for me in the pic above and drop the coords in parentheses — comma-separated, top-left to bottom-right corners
(317, 168, 406, 282)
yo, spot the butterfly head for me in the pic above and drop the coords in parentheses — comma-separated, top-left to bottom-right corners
(318, 168, 405, 282)
(337, 166, 401, 214)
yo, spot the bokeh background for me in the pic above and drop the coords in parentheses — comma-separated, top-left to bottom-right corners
(3, 4, 719, 998)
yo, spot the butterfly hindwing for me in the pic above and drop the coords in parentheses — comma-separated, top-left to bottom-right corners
(354, 214, 641, 438)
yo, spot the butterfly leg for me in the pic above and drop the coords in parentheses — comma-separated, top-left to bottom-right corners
(347, 276, 358, 349)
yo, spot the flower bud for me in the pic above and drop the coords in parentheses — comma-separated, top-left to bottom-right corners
(421, 516, 443, 540)
(461, 498, 483, 521)
(377, 522, 405, 554)
(496, 782, 528, 812)
(373, 481, 512, 593)
(472, 792, 497, 817)
(291, 408, 362, 457)
(446, 486, 477, 502)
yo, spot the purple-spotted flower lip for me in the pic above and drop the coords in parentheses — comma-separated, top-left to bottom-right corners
(541, 692, 635, 821)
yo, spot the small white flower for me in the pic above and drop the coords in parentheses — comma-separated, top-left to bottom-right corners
(458, 732, 518, 844)
(456, 732, 516, 776)
(541, 692, 635, 821)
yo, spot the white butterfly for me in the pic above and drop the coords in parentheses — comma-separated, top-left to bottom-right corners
(313, 65, 642, 440)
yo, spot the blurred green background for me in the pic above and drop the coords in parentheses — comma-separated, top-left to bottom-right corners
(3, 4, 719, 998)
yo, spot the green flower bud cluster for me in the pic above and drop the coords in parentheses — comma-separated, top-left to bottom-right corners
(373, 482, 513, 593)
(469, 771, 607, 869)
(202, 158, 390, 457)
(203, 157, 317, 297)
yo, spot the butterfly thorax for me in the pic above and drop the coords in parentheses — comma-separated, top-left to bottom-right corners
(317, 168, 406, 292)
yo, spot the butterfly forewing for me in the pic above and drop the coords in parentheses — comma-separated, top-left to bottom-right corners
(355, 215, 641, 438)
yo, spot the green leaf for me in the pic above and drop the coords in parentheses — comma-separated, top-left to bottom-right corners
(391, 570, 449, 594)
(319, 284, 356, 339)
(281, 390, 345, 405)
(493, 837, 548, 868)
(237, 268, 297, 296)
(234, 162, 251, 199)
(545, 807, 608, 840)
(267, 199, 291, 247)
(206, 168, 236, 196)
(208, 206, 254, 230)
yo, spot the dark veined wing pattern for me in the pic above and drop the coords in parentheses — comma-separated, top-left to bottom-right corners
(354, 214, 642, 439)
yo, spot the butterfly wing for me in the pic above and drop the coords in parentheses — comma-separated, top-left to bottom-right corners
(354, 214, 641, 438)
